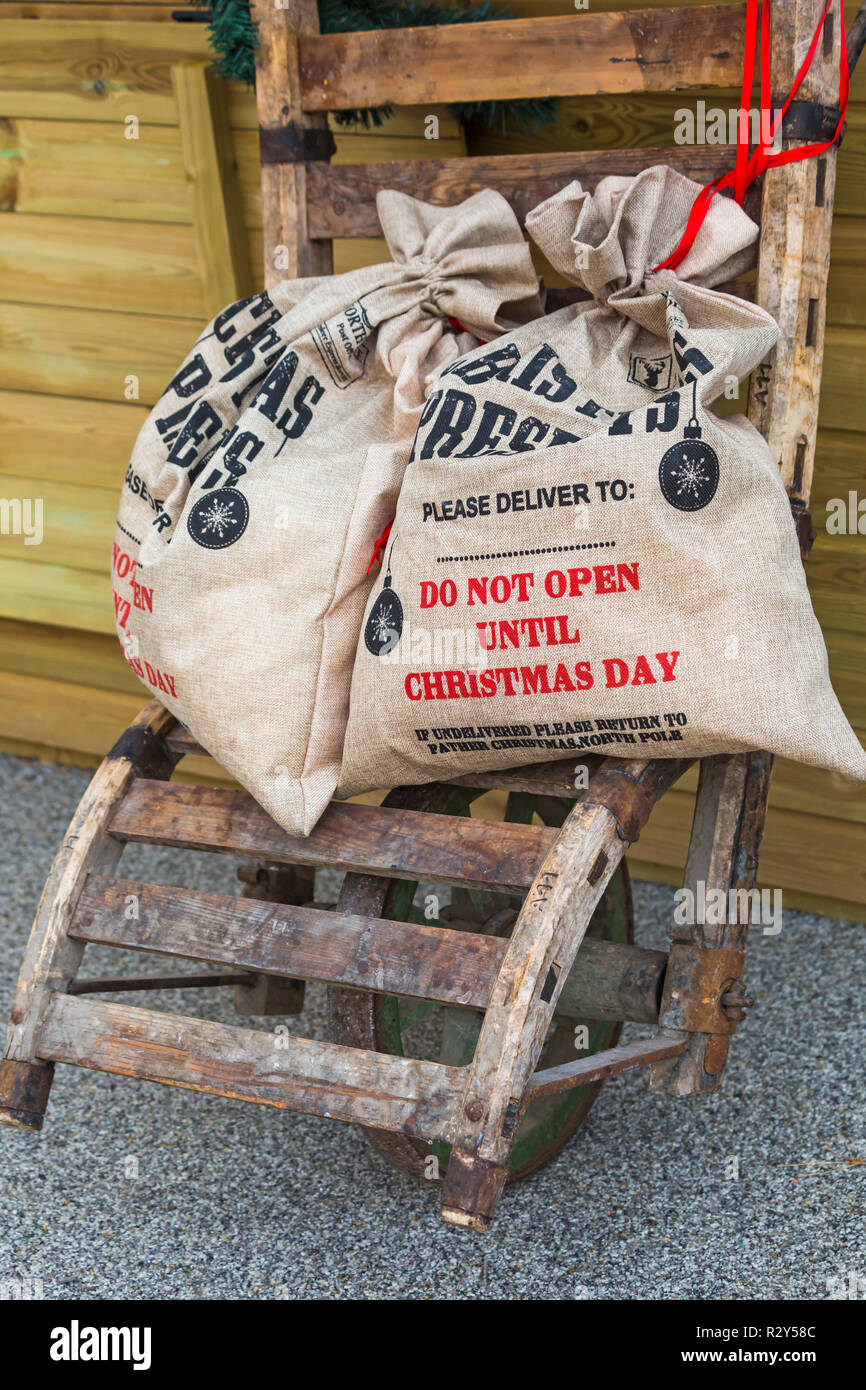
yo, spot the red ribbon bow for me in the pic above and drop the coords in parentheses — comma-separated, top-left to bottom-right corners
(653, 0, 848, 273)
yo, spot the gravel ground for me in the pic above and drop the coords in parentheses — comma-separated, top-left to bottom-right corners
(0, 751, 863, 1301)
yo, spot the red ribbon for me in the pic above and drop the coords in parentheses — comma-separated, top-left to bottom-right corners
(448, 315, 487, 345)
(653, 0, 848, 273)
(367, 518, 393, 574)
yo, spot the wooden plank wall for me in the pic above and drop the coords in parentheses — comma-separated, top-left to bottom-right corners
(0, 5, 463, 787)
(0, 0, 863, 921)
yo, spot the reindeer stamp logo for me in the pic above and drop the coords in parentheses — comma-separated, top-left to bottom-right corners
(628, 353, 674, 391)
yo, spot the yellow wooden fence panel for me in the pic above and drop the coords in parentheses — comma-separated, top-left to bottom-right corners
(0, 7, 863, 920)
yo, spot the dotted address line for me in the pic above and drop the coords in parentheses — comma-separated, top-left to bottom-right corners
(117, 521, 142, 547)
(435, 540, 616, 563)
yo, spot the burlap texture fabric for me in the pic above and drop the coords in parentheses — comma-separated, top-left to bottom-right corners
(113, 189, 541, 833)
(340, 169, 866, 795)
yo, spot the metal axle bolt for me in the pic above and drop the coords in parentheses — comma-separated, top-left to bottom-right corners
(720, 978, 754, 1023)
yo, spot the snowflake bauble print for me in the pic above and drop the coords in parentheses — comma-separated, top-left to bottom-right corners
(365, 576, 404, 657)
(187, 487, 250, 549)
(658, 438, 720, 512)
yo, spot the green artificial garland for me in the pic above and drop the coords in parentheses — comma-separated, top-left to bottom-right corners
(191, 0, 556, 133)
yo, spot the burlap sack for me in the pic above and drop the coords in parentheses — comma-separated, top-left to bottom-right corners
(339, 167, 866, 796)
(112, 189, 541, 833)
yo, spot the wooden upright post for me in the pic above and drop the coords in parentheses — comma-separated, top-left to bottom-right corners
(748, 0, 841, 506)
(653, 0, 842, 1096)
(252, 0, 334, 286)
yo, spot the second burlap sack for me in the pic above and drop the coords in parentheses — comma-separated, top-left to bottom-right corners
(340, 167, 866, 795)
(112, 188, 541, 834)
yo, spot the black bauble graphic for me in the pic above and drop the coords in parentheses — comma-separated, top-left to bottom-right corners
(187, 486, 249, 549)
(658, 381, 720, 512)
(658, 437, 720, 511)
(364, 576, 403, 657)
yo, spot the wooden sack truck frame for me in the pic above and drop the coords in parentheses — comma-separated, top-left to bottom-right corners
(2, 0, 865, 1231)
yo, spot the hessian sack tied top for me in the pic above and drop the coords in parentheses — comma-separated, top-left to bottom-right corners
(339, 167, 866, 797)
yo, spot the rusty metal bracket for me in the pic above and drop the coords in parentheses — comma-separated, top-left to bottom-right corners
(659, 944, 753, 1035)
(773, 98, 844, 146)
(259, 124, 336, 166)
(790, 498, 816, 560)
(582, 768, 656, 844)
(0, 1059, 54, 1131)
(107, 722, 180, 781)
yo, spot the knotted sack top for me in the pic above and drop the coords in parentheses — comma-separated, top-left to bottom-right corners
(373, 187, 542, 367)
(138, 187, 541, 548)
(525, 165, 778, 400)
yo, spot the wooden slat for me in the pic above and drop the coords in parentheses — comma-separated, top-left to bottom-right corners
(668, 752, 866, 828)
(810, 426, 866, 509)
(0, 5, 181, 19)
(298, 7, 747, 110)
(305, 148, 760, 240)
(72, 874, 660, 1021)
(109, 780, 558, 892)
(0, 557, 116, 633)
(0, 116, 188, 223)
(527, 1035, 687, 1099)
(0, 669, 145, 760)
(0, 619, 141, 695)
(0, 211, 205, 316)
(0, 110, 463, 225)
(0, 302, 201, 404)
(820, 327, 866, 434)
(0, 389, 146, 488)
(71, 875, 506, 1009)
(0, 19, 210, 123)
(464, 86, 866, 210)
(0, 474, 117, 573)
(171, 63, 252, 315)
(164, 725, 217, 758)
(837, 105, 866, 216)
(37, 993, 463, 1141)
(808, 566, 866, 641)
(826, 216, 866, 329)
(632, 779, 866, 904)
(0, 669, 226, 784)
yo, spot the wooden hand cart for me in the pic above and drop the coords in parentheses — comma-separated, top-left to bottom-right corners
(2, 0, 864, 1232)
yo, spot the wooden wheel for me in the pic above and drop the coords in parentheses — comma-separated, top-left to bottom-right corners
(328, 787, 633, 1185)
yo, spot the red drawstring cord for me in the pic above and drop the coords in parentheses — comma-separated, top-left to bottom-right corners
(367, 518, 393, 574)
(448, 315, 487, 345)
(653, 0, 848, 273)
(734, 0, 761, 205)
